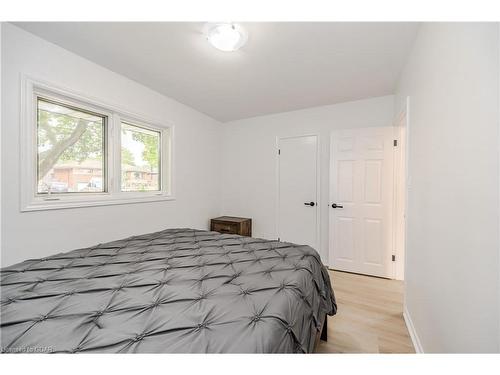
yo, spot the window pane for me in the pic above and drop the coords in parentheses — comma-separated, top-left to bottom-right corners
(121, 122, 161, 192)
(37, 98, 106, 194)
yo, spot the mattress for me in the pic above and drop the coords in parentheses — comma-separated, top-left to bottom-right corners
(1, 228, 336, 353)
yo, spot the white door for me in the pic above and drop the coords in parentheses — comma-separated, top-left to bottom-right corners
(278, 135, 319, 250)
(329, 127, 394, 278)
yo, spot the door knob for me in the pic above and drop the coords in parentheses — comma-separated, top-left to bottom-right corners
(304, 202, 315, 207)
(331, 203, 343, 208)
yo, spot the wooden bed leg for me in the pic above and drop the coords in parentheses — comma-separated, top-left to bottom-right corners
(320, 316, 328, 342)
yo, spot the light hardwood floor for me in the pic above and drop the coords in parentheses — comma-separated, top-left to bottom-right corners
(315, 270, 415, 353)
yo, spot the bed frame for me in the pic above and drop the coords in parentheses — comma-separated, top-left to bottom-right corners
(313, 312, 328, 351)
(321, 315, 328, 341)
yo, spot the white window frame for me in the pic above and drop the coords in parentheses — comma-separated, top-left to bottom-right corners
(20, 76, 174, 212)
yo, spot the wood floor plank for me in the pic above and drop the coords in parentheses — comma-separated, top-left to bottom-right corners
(315, 270, 415, 353)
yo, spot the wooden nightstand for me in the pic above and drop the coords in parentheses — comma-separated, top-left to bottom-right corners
(210, 216, 252, 236)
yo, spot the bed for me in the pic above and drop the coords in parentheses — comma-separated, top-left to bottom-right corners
(1, 228, 336, 353)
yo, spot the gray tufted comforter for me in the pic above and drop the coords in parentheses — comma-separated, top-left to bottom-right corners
(1, 228, 336, 353)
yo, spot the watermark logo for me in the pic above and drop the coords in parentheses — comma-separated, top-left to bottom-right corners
(1, 346, 54, 353)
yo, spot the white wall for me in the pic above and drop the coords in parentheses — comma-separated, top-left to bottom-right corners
(1, 24, 222, 266)
(395, 23, 499, 353)
(0, 23, 3, 268)
(220, 96, 394, 264)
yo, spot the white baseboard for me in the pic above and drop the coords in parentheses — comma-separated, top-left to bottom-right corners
(403, 305, 424, 353)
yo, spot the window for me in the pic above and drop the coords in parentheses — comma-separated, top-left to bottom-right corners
(121, 122, 161, 192)
(37, 98, 107, 194)
(21, 78, 173, 211)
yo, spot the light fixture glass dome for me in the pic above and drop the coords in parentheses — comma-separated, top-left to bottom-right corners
(204, 23, 248, 52)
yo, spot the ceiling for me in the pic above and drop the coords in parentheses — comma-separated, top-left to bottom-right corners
(15, 22, 419, 122)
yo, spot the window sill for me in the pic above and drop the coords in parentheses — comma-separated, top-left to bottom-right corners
(21, 193, 175, 212)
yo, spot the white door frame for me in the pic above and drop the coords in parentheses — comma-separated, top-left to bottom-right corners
(400, 96, 411, 311)
(392, 106, 409, 281)
(275, 134, 321, 251)
(402, 97, 411, 284)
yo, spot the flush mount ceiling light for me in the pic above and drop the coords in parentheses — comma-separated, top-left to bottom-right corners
(204, 23, 248, 52)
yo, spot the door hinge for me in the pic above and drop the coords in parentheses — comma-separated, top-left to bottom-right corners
(278, 149, 281, 155)
(393, 139, 398, 147)
(392, 255, 396, 262)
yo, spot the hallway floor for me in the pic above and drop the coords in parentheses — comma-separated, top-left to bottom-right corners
(315, 270, 415, 353)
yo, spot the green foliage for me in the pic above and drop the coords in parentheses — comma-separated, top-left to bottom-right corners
(37, 107, 159, 178)
(38, 110, 103, 163)
(121, 147, 136, 166)
(130, 131, 159, 171)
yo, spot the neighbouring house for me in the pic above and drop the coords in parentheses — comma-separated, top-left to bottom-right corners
(121, 164, 159, 191)
(40, 159, 158, 192)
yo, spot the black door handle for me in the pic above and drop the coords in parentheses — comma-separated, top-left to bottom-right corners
(304, 202, 315, 207)
(331, 203, 343, 209)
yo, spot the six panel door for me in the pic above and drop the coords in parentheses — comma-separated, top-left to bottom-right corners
(329, 127, 394, 278)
